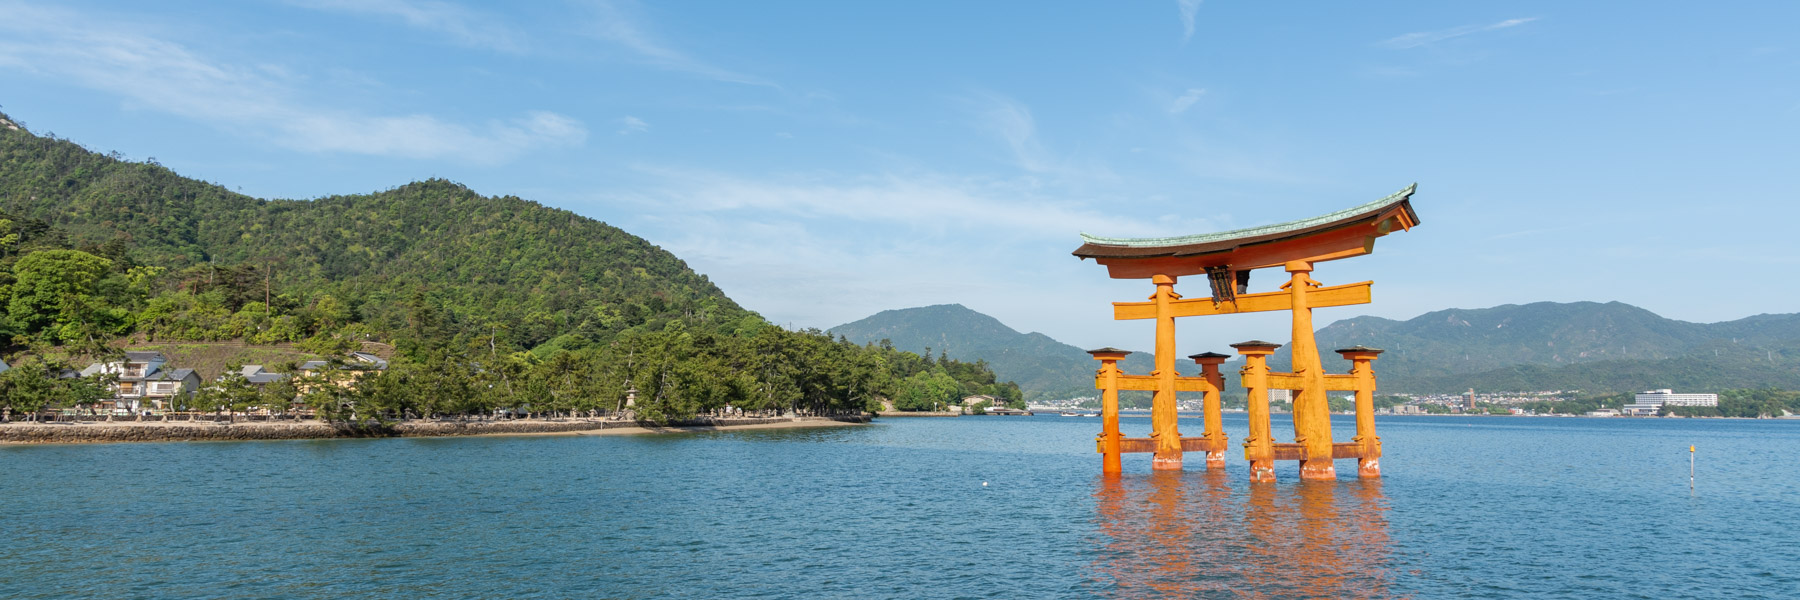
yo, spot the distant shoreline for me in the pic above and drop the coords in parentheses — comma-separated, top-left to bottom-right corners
(0, 416, 870, 445)
(1040, 410, 1797, 420)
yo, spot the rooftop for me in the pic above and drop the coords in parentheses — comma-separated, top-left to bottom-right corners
(1071, 184, 1420, 279)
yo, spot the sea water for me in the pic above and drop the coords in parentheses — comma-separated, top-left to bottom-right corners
(3, 414, 1795, 598)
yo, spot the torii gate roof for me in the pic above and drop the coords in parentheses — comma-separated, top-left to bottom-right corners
(1073, 184, 1420, 279)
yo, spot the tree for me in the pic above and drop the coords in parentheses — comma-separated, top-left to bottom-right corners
(8, 249, 114, 338)
(211, 367, 264, 420)
(259, 374, 299, 420)
(895, 371, 961, 411)
(0, 360, 56, 420)
(0, 218, 19, 256)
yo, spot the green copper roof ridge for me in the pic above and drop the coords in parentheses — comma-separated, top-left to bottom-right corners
(1079, 183, 1417, 248)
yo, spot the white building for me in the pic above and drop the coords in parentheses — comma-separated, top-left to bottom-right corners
(1622, 389, 1718, 416)
(80, 351, 200, 414)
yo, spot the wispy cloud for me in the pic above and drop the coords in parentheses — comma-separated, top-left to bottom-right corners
(1169, 88, 1206, 113)
(286, 0, 526, 53)
(594, 166, 1225, 333)
(1378, 17, 1538, 50)
(970, 93, 1051, 173)
(620, 166, 1180, 237)
(617, 116, 650, 135)
(1177, 0, 1203, 43)
(0, 2, 585, 163)
(583, 0, 776, 87)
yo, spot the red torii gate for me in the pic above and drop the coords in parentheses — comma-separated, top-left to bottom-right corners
(1074, 185, 1420, 481)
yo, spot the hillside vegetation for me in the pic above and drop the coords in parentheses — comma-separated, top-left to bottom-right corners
(0, 115, 741, 353)
(0, 111, 1019, 421)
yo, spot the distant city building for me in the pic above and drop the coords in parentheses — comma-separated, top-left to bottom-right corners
(1271, 389, 1293, 405)
(1622, 389, 1718, 416)
(1464, 388, 1476, 412)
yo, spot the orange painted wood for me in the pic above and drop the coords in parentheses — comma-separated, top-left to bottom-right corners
(1113, 281, 1371, 320)
(1103, 374, 1220, 393)
(1269, 442, 1367, 461)
(1108, 437, 1223, 454)
(1263, 373, 1359, 392)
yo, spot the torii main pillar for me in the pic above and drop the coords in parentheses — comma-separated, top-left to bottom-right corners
(1149, 274, 1183, 470)
(1284, 260, 1335, 480)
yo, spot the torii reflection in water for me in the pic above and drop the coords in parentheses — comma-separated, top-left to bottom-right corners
(1088, 472, 1398, 598)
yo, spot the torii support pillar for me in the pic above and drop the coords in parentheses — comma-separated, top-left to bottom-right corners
(1234, 341, 1281, 483)
(1089, 348, 1131, 475)
(1189, 352, 1230, 470)
(1337, 346, 1385, 478)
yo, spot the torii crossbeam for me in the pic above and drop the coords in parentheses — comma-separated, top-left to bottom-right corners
(1074, 184, 1421, 481)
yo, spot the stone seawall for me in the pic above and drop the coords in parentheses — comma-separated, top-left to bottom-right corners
(0, 415, 870, 444)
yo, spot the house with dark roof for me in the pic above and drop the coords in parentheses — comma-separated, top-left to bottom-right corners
(296, 351, 389, 393)
(298, 351, 389, 373)
(232, 365, 291, 385)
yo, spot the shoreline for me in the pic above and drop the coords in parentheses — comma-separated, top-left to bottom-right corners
(0, 415, 871, 446)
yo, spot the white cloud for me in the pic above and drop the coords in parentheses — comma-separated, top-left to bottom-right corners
(618, 116, 650, 135)
(1169, 88, 1206, 113)
(972, 93, 1051, 173)
(592, 165, 1228, 338)
(1177, 0, 1203, 43)
(285, 0, 526, 53)
(618, 166, 1184, 238)
(1378, 17, 1539, 50)
(584, 0, 776, 87)
(0, 2, 584, 163)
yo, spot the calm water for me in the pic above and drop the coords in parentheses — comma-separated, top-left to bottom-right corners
(4, 414, 1796, 598)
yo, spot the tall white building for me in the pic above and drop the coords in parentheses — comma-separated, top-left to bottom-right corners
(1622, 389, 1717, 416)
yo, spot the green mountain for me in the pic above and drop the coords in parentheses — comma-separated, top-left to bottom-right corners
(828, 304, 1194, 401)
(0, 111, 749, 352)
(0, 109, 1017, 421)
(1286, 301, 1800, 393)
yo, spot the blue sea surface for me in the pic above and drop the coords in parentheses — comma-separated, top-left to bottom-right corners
(3, 414, 1795, 598)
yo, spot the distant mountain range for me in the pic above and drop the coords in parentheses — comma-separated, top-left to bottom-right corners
(1294, 301, 1800, 393)
(832, 301, 1800, 399)
(827, 304, 1194, 402)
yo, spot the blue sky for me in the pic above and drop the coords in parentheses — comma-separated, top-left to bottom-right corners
(2, 1, 1797, 353)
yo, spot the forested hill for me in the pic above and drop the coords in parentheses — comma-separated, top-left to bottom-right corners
(828, 304, 1194, 401)
(0, 111, 744, 353)
(0, 110, 1022, 421)
(1279, 301, 1800, 393)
